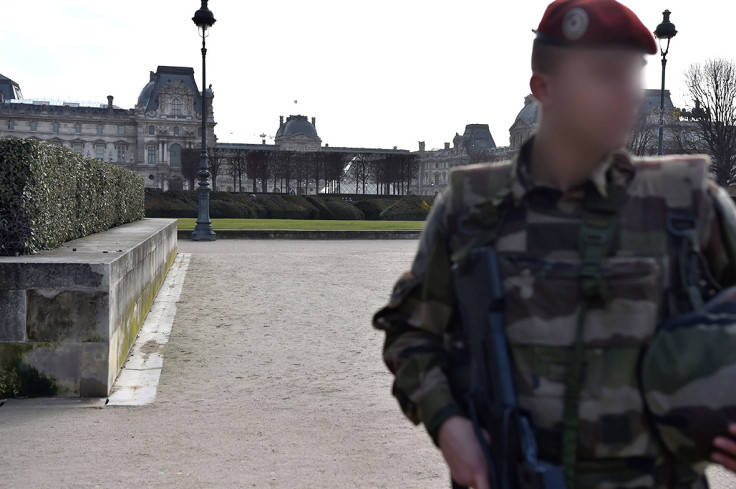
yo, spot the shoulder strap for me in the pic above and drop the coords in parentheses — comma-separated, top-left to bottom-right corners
(562, 181, 627, 489)
(661, 159, 706, 311)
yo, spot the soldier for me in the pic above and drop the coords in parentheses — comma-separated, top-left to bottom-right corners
(373, 1, 736, 488)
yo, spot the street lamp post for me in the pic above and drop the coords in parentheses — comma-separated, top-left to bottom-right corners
(654, 10, 677, 156)
(191, 0, 216, 241)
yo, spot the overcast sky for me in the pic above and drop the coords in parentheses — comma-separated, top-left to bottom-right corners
(2, 1, 730, 151)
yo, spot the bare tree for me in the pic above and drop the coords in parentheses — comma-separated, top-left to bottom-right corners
(627, 111, 658, 156)
(684, 59, 736, 186)
(228, 149, 248, 192)
(245, 150, 270, 193)
(323, 153, 347, 194)
(206, 146, 226, 191)
(181, 148, 200, 190)
(348, 153, 373, 194)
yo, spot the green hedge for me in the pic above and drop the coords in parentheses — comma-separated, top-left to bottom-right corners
(0, 137, 144, 256)
(145, 190, 432, 221)
(380, 195, 431, 221)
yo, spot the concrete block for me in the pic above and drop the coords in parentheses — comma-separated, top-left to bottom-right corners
(0, 218, 177, 398)
(0, 290, 26, 341)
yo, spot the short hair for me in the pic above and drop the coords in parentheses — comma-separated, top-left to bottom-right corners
(531, 39, 566, 75)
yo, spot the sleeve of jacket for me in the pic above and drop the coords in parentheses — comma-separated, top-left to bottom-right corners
(372, 188, 465, 445)
(700, 178, 736, 288)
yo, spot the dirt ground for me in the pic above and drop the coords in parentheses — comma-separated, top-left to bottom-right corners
(0, 240, 447, 488)
(1, 239, 734, 488)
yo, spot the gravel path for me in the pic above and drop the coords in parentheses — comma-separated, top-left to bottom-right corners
(1, 239, 734, 488)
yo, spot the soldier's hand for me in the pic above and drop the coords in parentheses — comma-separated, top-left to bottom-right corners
(712, 423, 736, 473)
(438, 415, 491, 489)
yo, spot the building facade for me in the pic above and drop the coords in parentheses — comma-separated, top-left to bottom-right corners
(0, 66, 215, 190)
(414, 123, 511, 196)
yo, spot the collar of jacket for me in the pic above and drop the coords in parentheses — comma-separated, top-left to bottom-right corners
(510, 137, 636, 206)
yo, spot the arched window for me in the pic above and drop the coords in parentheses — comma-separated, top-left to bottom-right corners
(170, 143, 182, 166)
(171, 99, 182, 116)
(173, 126, 180, 137)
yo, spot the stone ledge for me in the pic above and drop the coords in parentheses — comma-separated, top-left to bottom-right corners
(0, 219, 177, 398)
(177, 229, 421, 240)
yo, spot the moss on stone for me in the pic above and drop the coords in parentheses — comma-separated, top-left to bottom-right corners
(0, 343, 59, 397)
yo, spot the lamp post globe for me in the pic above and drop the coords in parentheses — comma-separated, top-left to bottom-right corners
(191, 0, 216, 241)
(654, 10, 677, 156)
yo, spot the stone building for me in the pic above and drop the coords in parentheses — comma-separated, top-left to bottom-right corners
(414, 123, 511, 196)
(274, 115, 322, 152)
(0, 66, 214, 190)
(218, 114, 410, 194)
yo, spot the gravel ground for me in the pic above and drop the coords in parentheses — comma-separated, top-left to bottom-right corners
(1, 239, 734, 488)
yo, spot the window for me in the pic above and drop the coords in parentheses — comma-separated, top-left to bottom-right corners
(74, 123, 81, 134)
(95, 144, 105, 160)
(53, 122, 60, 133)
(96, 124, 103, 135)
(73, 143, 84, 154)
(116, 145, 126, 163)
(148, 125, 155, 136)
(170, 143, 182, 166)
(147, 146, 156, 164)
(197, 127, 202, 137)
(7, 120, 14, 130)
(173, 126, 179, 137)
(118, 125, 125, 136)
(171, 98, 182, 116)
(30, 121, 37, 132)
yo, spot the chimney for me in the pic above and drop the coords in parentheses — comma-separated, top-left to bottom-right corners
(107, 95, 114, 114)
(418, 141, 425, 152)
(311, 117, 316, 127)
(262, 138, 266, 144)
(150, 71, 155, 82)
(279, 115, 284, 126)
(444, 142, 450, 150)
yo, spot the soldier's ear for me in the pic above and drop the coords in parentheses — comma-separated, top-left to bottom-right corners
(530, 73, 550, 107)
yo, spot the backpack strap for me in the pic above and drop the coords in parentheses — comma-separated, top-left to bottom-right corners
(562, 180, 628, 489)
(661, 160, 705, 311)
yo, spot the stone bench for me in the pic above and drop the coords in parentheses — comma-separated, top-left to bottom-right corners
(0, 219, 177, 397)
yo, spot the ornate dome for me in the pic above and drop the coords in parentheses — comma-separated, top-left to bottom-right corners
(276, 115, 319, 139)
(515, 94, 539, 126)
(137, 81, 155, 108)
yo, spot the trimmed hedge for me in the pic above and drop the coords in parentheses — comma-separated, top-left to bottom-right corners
(380, 195, 431, 221)
(145, 190, 432, 221)
(0, 137, 144, 256)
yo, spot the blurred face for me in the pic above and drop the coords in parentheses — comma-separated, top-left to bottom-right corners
(539, 48, 646, 151)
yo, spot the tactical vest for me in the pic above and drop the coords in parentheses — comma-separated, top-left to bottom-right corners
(445, 155, 716, 488)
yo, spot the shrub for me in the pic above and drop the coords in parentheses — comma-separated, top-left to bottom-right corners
(353, 198, 395, 220)
(0, 137, 144, 256)
(325, 200, 365, 220)
(379, 195, 430, 221)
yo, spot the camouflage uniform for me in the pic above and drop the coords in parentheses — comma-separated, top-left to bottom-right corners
(372, 137, 736, 488)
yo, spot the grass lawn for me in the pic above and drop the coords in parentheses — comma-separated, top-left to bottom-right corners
(172, 218, 426, 231)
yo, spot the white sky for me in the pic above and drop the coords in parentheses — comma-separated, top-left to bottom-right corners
(1, 1, 731, 151)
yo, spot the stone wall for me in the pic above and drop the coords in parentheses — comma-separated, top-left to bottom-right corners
(0, 219, 177, 398)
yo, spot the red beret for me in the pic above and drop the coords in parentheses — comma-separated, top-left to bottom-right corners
(534, 0, 657, 55)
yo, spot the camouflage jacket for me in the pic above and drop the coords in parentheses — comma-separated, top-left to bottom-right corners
(372, 137, 736, 489)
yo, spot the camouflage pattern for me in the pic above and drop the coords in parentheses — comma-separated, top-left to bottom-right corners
(373, 137, 736, 488)
(642, 284, 736, 471)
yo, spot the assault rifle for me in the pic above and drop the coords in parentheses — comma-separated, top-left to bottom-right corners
(450, 247, 567, 489)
